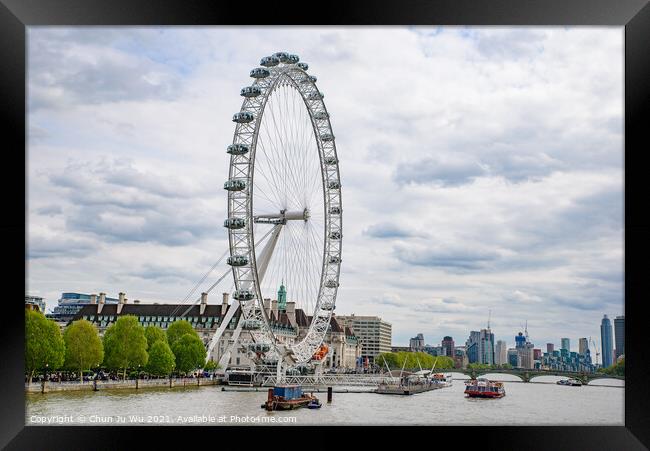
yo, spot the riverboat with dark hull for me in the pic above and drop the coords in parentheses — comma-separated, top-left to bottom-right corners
(464, 378, 506, 398)
(557, 378, 583, 386)
(375, 374, 441, 395)
(261, 385, 320, 411)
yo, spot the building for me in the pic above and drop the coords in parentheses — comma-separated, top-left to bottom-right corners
(514, 332, 534, 369)
(409, 333, 425, 352)
(466, 329, 494, 365)
(507, 348, 519, 367)
(578, 338, 589, 356)
(601, 315, 614, 368)
(453, 347, 468, 369)
(546, 343, 554, 354)
(614, 316, 624, 359)
(335, 315, 392, 365)
(442, 336, 455, 358)
(533, 348, 542, 361)
(541, 348, 595, 373)
(495, 340, 507, 365)
(466, 331, 480, 364)
(48, 292, 119, 323)
(25, 295, 46, 312)
(391, 346, 410, 353)
(71, 289, 362, 370)
(561, 338, 570, 352)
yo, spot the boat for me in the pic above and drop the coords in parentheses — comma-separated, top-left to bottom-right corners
(464, 377, 506, 398)
(375, 374, 439, 395)
(557, 378, 582, 386)
(307, 399, 322, 409)
(225, 367, 259, 387)
(261, 385, 319, 411)
(430, 372, 453, 387)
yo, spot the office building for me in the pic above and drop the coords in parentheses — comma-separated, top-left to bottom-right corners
(466, 329, 494, 365)
(601, 315, 614, 368)
(48, 292, 119, 323)
(614, 316, 624, 359)
(336, 314, 392, 365)
(546, 343, 554, 354)
(409, 333, 425, 352)
(25, 295, 46, 312)
(495, 340, 507, 365)
(442, 336, 455, 358)
(561, 338, 570, 352)
(578, 338, 588, 356)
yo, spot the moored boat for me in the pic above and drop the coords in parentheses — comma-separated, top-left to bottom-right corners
(464, 377, 506, 398)
(261, 385, 320, 411)
(557, 378, 582, 386)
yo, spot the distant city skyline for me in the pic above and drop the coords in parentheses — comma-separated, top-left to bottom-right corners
(27, 27, 623, 350)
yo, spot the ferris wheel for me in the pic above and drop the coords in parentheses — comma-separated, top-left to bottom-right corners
(220, 52, 342, 369)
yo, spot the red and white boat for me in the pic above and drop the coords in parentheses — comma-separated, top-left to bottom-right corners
(464, 377, 506, 398)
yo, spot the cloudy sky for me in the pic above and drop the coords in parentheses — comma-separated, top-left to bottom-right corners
(26, 27, 623, 353)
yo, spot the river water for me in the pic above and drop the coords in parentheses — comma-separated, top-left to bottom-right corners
(26, 373, 624, 426)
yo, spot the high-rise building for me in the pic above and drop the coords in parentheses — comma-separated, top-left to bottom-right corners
(614, 316, 625, 359)
(533, 348, 542, 360)
(495, 340, 507, 365)
(601, 315, 614, 368)
(546, 343, 554, 354)
(409, 333, 425, 352)
(466, 331, 481, 364)
(479, 328, 495, 365)
(515, 332, 526, 348)
(578, 338, 588, 356)
(442, 336, 455, 357)
(561, 338, 570, 352)
(507, 348, 519, 367)
(336, 315, 392, 365)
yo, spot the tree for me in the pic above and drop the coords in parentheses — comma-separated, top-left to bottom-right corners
(63, 319, 104, 382)
(166, 320, 195, 348)
(146, 341, 176, 376)
(25, 309, 65, 384)
(171, 334, 207, 375)
(204, 360, 219, 371)
(374, 352, 453, 371)
(103, 315, 148, 380)
(144, 326, 167, 349)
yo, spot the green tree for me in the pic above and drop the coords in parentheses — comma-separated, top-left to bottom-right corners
(63, 319, 104, 382)
(171, 334, 207, 375)
(25, 310, 65, 384)
(146, 341, 176, 376)
(144, 325, 167, 349)
(166, 320, 195, 348)
(375, 352, 453, 371)
(103, 315, 148, 380)
(204, 360, 219, 371)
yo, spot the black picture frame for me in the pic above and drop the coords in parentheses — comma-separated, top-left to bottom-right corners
(2, 0, 649, 449)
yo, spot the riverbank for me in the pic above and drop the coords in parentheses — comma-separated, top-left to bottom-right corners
(25, 377, 222, 393)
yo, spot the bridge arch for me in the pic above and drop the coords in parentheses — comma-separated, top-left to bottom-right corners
(477, 372, 525, 382)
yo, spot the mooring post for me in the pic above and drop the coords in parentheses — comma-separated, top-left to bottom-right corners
(327, 386, 333, 403)
(266, 388, 274, 411)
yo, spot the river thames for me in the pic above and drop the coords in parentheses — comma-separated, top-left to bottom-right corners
(26, 374, 624, 426)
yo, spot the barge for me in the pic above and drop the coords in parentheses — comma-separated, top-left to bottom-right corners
(261, 384, 320, 411)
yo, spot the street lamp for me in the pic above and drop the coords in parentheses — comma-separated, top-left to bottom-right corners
(45, 363, 49, 381)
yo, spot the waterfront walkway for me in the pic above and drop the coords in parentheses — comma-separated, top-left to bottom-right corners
(25, 377, 220, 393)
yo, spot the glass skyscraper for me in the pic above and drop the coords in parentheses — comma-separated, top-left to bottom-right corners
(561, 338, 570, 351)
(601, 314, 614, 368)
(614, 316, 624, 359)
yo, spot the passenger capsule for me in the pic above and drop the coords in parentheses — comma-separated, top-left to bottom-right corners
(273, 52, 290, 63)
(227, 255, 249, 267)
(224, 179, 247, 191)
(260, 56, 280, 67)
(288, 54, 300, 64)
(329, 255, 341, 264)
(297, 62, 309, 71)
(329, 231, 342, 240)
(249, 343, 271, 353)
(223, 218, 246, 229)
(301, 75, 317, 84)
(233, 290, 254, 301)
(314, 111, 329, 120)
(227, 143, 249, 155)
(308, 91, 324, 100)
(325, 279, 339, 288)
(250, 68, 270, 78)
(240, 86, 262, 97)
(324, 156, 338, 165)
(233, 112, 254, 123)
(321, 133, 334, 142)
(320, 301, 335, 310)
(240, 319, 262, 330)
(329, 206, 341, 215)
(328, 181, 340, 190)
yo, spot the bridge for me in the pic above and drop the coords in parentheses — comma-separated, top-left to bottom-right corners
(446, 368, 624, 385)
(257, 370, 623, 387)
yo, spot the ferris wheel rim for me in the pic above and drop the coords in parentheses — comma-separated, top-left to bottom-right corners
(225, 54, 342, 366)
